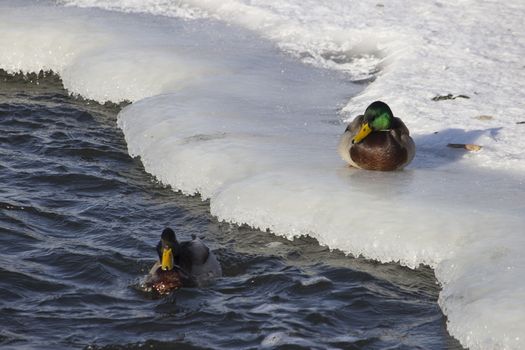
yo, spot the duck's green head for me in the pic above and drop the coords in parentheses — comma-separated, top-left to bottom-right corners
(352, 101, 394, 144)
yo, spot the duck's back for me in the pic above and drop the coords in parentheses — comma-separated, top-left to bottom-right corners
(179, 237, 222, 286)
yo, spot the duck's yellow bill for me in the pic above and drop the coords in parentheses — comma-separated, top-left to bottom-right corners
(161, 247, 174, 271)
(352, 123, 372, 144)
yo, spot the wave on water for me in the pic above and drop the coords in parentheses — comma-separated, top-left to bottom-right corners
(1, 1, 524, 349)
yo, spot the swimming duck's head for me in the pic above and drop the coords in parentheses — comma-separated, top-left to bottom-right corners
(144, 227, 184, 295)
(352, 101, 394, 144)
(159, 227, 178, 271)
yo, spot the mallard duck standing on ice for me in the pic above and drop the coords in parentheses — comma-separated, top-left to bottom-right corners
(338, 101, 415, 171)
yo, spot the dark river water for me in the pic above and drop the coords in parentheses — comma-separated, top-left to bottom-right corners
(0, 70, 464, 349)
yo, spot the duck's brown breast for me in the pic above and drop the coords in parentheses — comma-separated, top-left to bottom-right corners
(149, 268, 183, 295)
(350, 131, 408, 171)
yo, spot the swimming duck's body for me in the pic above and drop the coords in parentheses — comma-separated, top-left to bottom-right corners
(338, 101, 415, 171)
(145, 228, 222, 295)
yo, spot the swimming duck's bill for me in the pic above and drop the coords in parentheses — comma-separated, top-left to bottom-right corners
(161, 247, 174, 271)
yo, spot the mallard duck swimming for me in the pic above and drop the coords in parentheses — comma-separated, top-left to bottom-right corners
(338, 101, 415, 171)
(145, 227, 222, 295)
